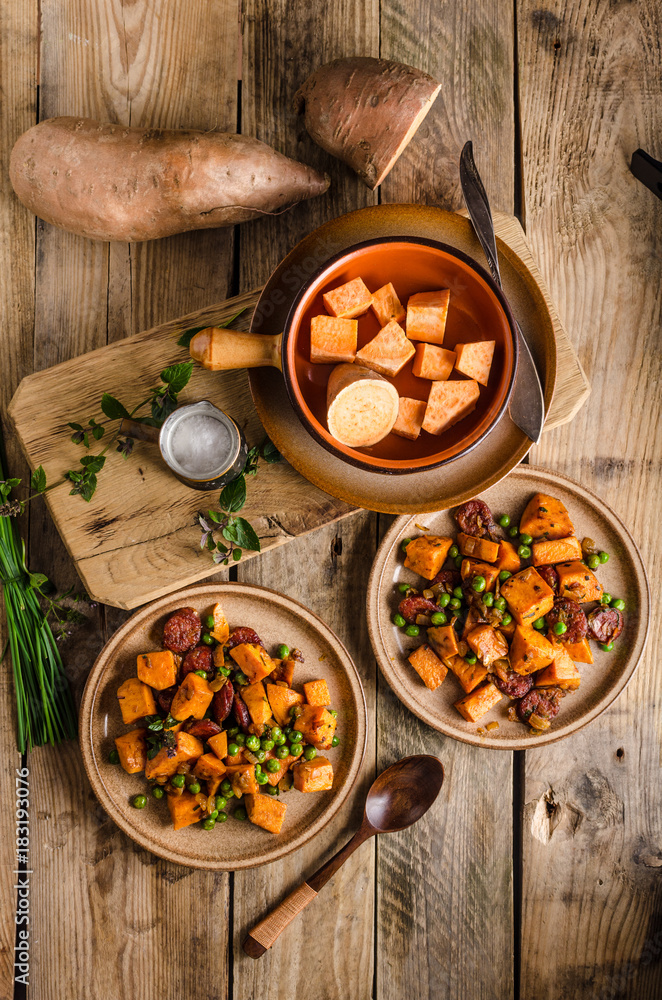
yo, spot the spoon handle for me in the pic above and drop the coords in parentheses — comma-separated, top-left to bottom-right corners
(242, 823, 373, 958)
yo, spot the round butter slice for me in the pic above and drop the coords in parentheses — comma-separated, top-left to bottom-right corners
(326, 363, 399, 448)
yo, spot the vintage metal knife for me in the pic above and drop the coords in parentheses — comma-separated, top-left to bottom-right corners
(459, 141, 545, 444)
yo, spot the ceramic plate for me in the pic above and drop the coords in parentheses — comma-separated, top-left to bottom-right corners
(249, 205, 557, 514)
(366, 466, 649, 749)
(79, 583, 367, 869)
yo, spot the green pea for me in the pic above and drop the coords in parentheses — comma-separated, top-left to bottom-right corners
(430, 611, 448, 626)
(401, 538, 412, 552)
(587, 554, 600, 570)
(283, 726, 293, 737)
(454, 555, 463, 569)
(209, 809, 219, 819)
(151, 786, 164, 800)
(235, 672, 249, 686)
(194, 669, 208, 679)
(398, 582, 411, 593)
(482, 593, 494, 607)
(261, 738, 275, 751)
(256, 771, 269, 785)
(499, 571, 512, 582)
(289, 731, 303, 743)
(518, 545, 531, 559)
(188, 782, 201, 795)
(132, 794, 147, 809)
(234, 733, 246, 746)
(201, 632, 214, 646)
(171, 774, 186, 788)
(498, 515, 511, 528)
(217, 810, 228, 821)
(221, 779, 233, 794)
(328, 709, 338, 718)
(472, 576, 486, 593)
(108, 749, 120, 765)
(225, 789, 235, 799)
(253, 749, 266, 763)
(494, 597, 507, 611)
(265, 785, 279, 797)
(254, 762, 262, 773)
(270, 726, 283, 741)
(277, 644, 290, 660)
(303, 746, 317, 761)
(202, 817, 216, 830)
(464, 653, 477, 665)
(290, 705, 303, 719)
(449, 598, 462, 610)
(611, 598, 625, 611)
(599, 551, 609, 564)
(405, 625, 420, 637)
(227, 743, 240, 757)
(532, 617, 546, 630)
(601, 593, 612, 605)
(601, 641, 614, 652)
(392, 613, 406, 628)
(553, 622, 568, 636)
(331, 736, 340, 747)
(449, 544, 460, 559)
(453, 586, 464, 599)
(508, 526, 519, 538)
(519, 533, 533, 546)
(215, 796, 227, 811)
(234, 807, 247, 821)
(502, 613, 513, 626)
(266, 758, 281, 773)
(275, 745, 290, 760)
(227, 726, 239, 737)
(246, 735, 260, 751)
(205, 614, 216, 630)
(273, 732, 286, 746)
(290, 744, 303, 757)
(218, 665, 231, 677)
(437, 592, 451, 608)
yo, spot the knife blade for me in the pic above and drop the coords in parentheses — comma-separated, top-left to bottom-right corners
(459, 140, 545, 444)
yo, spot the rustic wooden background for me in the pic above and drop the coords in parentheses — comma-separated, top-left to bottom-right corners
(1, 1, 660, 998)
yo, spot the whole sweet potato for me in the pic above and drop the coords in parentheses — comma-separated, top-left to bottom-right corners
(9, 117, 330, 242)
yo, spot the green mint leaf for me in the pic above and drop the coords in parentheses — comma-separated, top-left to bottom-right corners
(80, 455, 106, 474)
(207, 510, 221, 524)
(100, 393, 130, 420)
(151, 390, 178, 424)
(233, 548, 242, 561)
(176, 326, 206, 349)
(222, 516, 260, 552)
(28, 572, 49, 591)
(92, 425, 105, 441)
(262, 438, 282, 464)
(68, 473, 97, 502)
(67, 422, 84, 431)
(244, 445, 260, 476)
(160, 361, 193, 394)
(30, 466, 47, 493)
(219, 474, 246, 514)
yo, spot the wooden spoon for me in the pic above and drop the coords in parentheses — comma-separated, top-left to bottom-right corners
(242, 754, 444, 958)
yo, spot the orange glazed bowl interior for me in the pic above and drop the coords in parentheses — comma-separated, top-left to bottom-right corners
(283, 238, 518, 474)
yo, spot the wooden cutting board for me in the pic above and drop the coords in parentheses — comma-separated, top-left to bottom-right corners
(8, 212, 590, 610)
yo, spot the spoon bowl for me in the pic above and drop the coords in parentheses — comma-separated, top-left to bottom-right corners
(365, 754, 445, 832)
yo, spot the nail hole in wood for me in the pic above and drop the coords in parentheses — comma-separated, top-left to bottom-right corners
(616, 747, 624, 759)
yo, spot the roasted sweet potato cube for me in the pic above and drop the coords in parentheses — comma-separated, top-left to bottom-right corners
(207, 731, 228, 760)
(422, 380, 480, 435)
(116, 677, 157, 725)
(269, 657, 296, 686)
(556, 561, 603, 603)
(292, 757, 334, 792)
(266, 684, 304, 727)
(535, 645, 581, 690)
(192, 752, 227, 782)
(407, 643, 448, 690)
(404, 535, 453, 580)
(230, 642, 277, 684)
(496, 540, 521, 575)
(114, 728, 147, 774)
(209, 603, 229, 644)
(322, 277, 373, 318)
(136, 650, 177, 690)
(242, 681, 272, 730)
(170, 672, 214, 721)
(462, 606, 488, 640)
(509, 626, 555, 675)
(457, 532, 499, 563)
(446, 655, 488, 693)
(225, 750, 246, 766)
(454, 681, 502, 723)
(371, 282, 406, 326)
(230, 763, 260, 799)
(167, 790, 205, 831)
(500, 566, 555, 625)
(245, 793, 288, 834)
(454, 341, 495, 386)
(355, 319, 416, 377)
(426, 625, 459, 663)
(303, 679, 331, 707)
(466, 624, 509, 668)
(406, 289, 450, 344)
(310, 315, 358, 363)
(498, 617, 516, 639)
(519, 493, 574, 541)
(554, 635, 593, 664)
(411, 343, 455, 381)
(460, 558, 499, 593)
(144, 731, 204, 780)
(294, 704, 337, 749)
(391, 397, 427, 441)
(531, 536, 583, 566)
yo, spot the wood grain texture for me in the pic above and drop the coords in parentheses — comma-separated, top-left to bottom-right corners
(520, 0, 662, 995)
(376, 3, 516, 996)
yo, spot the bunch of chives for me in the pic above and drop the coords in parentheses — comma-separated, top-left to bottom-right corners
(0, 449, 77, 752)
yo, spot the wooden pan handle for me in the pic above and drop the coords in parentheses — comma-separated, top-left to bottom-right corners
(243, 882, 318, 958)
(189, 327, 282, 372)
(117, 418, 160, 443)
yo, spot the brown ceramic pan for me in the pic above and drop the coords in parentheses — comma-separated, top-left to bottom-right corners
(190, 236, 519, 474)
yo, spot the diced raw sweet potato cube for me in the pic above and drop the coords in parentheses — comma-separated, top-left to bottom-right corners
(427, 625, 459, 663)
(245, 793, 288, 834)
(269, 657, 296, 686)
(208, 731, 228, 760)
(265, 753, 296, 786)
(500, 566, 555, 625)
(230, 643, 277, 684)
(192, 752, 228, 782)
(167, 791, 205, 830)
(411, 343, 456, 381)
(210, 603, 230, 644)
(407, 643, 448, 690)
(355, 320, 416, 377)
(322, 277, 373, 318)
(404, 535, 453, 580)
(371, 282, 406, 326)
(304, 679, 331, 707)
(170, 673, 214, 721)
(230, 764, 260, 799)
(455, 681, 502, 723)
(460, 558, 499, 592)
(266, 684, 304, 727)
(446, 655, 488, 694)
(496, 539, 521, 574)
(457, 532, 499, 563)
(554, 635, 593, 664)
(509, 625, 555, 675)
(535, 644, 581, 690)
(454, 341, 495, 386)
(242, 681, 272, 729)
(406, 289, 450, 344)
(519, 493, 574, 541)
(294, 704, 337, 749)
(114, 728, 147, 774)
(556, 561, 603, 603)
(292, 757, 334, 792)
(391, 397, 427, 441)
(144, 731, 204, 780)
(531, 536, 583, 566)
(466, 624, 509, 668)
(136, 650, 177, 690)
(422, 379, 480, 435)
(116, 677, 157, 725)
(310, 315, 358, 363)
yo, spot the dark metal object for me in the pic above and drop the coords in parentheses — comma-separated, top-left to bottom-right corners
(460, 141, 545, 444)
(630, 149, 662, 201)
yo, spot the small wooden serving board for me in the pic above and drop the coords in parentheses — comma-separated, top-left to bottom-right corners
(8, 213, 590, 610)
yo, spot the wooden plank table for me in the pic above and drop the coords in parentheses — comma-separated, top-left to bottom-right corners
(0, 2, 659, 998)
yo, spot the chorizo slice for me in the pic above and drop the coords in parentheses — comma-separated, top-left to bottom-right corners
(536, 564, 559, 594)
(431, 569, 461, 592)
(180, 646, 213, 679)
(183, 719, 222, 739)
(454, 499, 498, 540)
(398, 595, 440, 624)
(515, 687, 563, 724)
(587, 607, 624, 644)
(211, 681, 234, 724)
(225, 626, 264, 650)
(492, 665, 534, 700)
(232, 690, 251, 734)
(163, 607, 202, 652)
(155, 685, 177, 716)
(545, 598, 588, 642)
